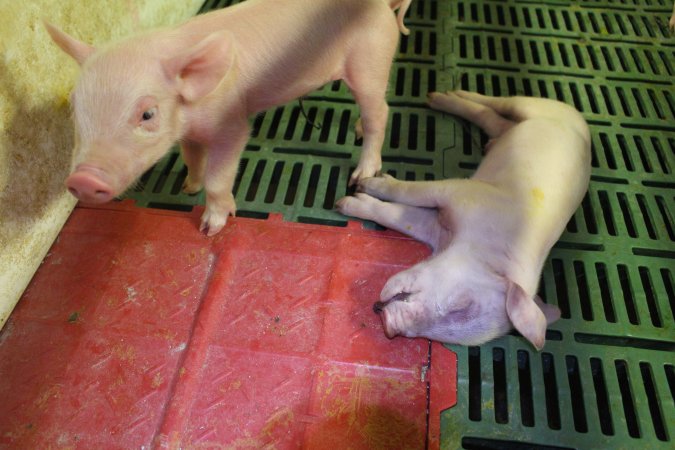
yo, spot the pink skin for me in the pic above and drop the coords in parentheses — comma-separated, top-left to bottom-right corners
(66, 164, 114, 203)
(337, 91, 591, 350)
(45, 0, 412, 236)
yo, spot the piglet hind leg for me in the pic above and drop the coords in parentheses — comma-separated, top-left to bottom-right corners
(347, 90, 388, 185)
(439, 90, 590, 139)
(344, 30, 398, 186)
(354, 117, 364, 141)
(427, 91, 515, 139)
(180, 140, 207, 194)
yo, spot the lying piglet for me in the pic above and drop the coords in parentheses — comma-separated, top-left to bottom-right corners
(46, 0, 413, 235)
(336, 91, 591, 349)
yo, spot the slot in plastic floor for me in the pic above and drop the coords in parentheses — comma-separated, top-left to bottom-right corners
(0, 201, 456, 449)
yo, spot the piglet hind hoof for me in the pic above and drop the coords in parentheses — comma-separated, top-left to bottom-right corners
(182, 184, 202, 196)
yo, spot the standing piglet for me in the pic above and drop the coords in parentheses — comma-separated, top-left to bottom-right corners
(46, 0, 412, 235)
(336, 91, 591, 350)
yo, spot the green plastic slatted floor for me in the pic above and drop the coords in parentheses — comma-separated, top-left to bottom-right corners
(122, 0, 674, 448)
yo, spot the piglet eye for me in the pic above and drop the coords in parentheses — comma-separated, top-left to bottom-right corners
(142, 107, 157, 121)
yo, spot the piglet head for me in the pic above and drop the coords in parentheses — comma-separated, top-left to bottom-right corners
(45, 23, 234, 203)
(375, 258, 560, 350)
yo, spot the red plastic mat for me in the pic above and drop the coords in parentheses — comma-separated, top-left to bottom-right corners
(0, 202, 456, 449)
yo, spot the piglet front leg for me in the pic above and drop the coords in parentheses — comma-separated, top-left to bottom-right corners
(199, 124, 250, 236)
(200, 190, 236, 236)
(336, 190, 442, 249)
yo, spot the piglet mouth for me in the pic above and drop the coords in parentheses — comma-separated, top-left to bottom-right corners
(373, 292, 411, 339)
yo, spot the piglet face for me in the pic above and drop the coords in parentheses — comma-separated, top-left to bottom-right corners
(375, 259, 513, 347)
(46, 22, 234, 204)
(66, 53, 183, 202)
(374, 251, 561, 350)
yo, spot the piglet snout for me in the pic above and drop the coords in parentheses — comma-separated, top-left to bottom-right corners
(373, 292, 410, 339)
(378, 307, 398, 339)
(65, 164, 114, 203)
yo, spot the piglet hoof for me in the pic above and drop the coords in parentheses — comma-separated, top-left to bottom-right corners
(182, 178, 203, 195)
(354, 118, 364, 141)
(356, 174, 395, 199)
(200, 223, 211, 236)
(334, 193, 380, 221)
(427, 91, 462, 112)
(335, 195, 365, 218)
(200, 221, 224, 237)
(426, 91, 444, 107)
(334, 197, 348, 214)
(348, 172, 362, 188)
(183, 186, 202, 196)
(199, 210, 233, 236)
(349, 168, 381, 188)
(373, 301, 386, 313)
(199, 219, 223, 237)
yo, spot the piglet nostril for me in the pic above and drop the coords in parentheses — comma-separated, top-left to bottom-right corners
(67, 187, 80, 197)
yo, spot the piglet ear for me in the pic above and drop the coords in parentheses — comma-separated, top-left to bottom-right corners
(534, 295, 561, 325)
(506, 281, 559, 351)
(44, 21, 95, 65)
(162, 32, 234, 103)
